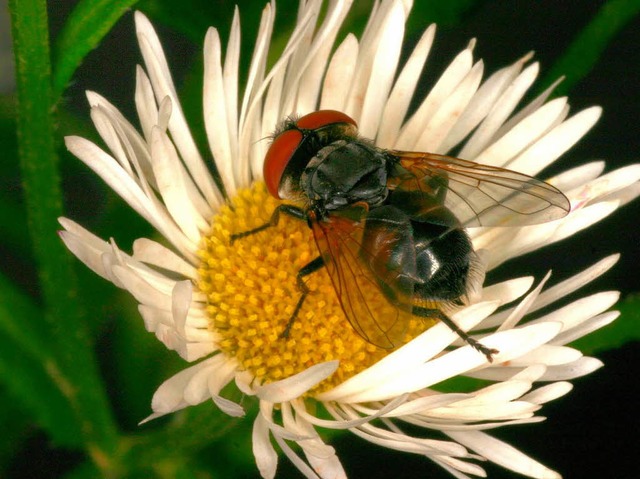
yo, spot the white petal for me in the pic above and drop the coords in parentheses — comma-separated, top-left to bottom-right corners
(89, 104, 137, 178)
(203, 27, 237, 196)
(259, 401, 313, 442)
(171, 280, 192, 337)
(253, 414, 278, 479)
(443, 52, 533, 155)
(183, 360, 221, 405)
(224, 8, 240, 166)
(132, 238, 198, 277)
(353, 0, 406, 138)
(547, 160, 605, 193)
(427, 399, 538, 422)
(396, 47, 474, 150)
(530, 291, 620, 333)
(509, 364, 548, 382)
(111, 264, 172, 310)
(87, 90, 165, 203)
(495, 273, 550, 332)
(378, 393, 470, 418)
(484, 202, 618, 269)
(433, 455, 486, 479)
(213, 396, 245, 417)
(134, 66, 159, 142)
(272, 433, 322, 479)
(294, 1, 352, 116)
(58, 218, 113, 280)
(552, 311, 619, 346)
(243, 3, 322, 177)
(446, 430, 561, 479)
(143, 356, 218, 420)
(336, 322, 562, 403)
(280, 405, 347, 479)
(508, 106, 601, 176)
(239, 2, 275, 136)
(604, 179, 640, 207)
(65, 135, 198, 259)
(135, 12, 223, 206)
(308, 452, 346, 479)
(293, 395, 410, 429)
(320, 34, 359, 111)
(539, 357, 603, 381)
(138, 305, 216, 361)
(336, 411, 469, 456)
(470, 356, 603, 382)
(149, 127, 209, 243)
(489, 255, 619, 325)
(318, 301, 499, 402)
(481, 276, 534, 305)
(256, 361, 339, 403)
(278, 2, 323, 114)
(508, 345, 582, 367)
(569, 163, 640, 209)
(533, 254, 618, 307)
(520, 382, 573, 405)
(494, 75, 565, 142)
(260, 63, 286, 148)
(471, 97, 567, 168)
(416, 60, 484, 153)
(457, 380, 532, 405)
(376, 24, 436, 148)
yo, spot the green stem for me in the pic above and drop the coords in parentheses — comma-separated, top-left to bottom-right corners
(8, 0, 119, 469)
(540, 0, 640, 95)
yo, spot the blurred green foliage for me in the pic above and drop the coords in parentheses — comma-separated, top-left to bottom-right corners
(2, 0, 640, 477)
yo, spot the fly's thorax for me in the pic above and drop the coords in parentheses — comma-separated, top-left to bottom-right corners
(276, 122, 358, 201)
(302, 139, 390, 211)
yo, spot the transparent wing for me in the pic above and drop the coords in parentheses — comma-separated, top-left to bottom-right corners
(310, 205, 418, 349)
(388, 151, 571, 227)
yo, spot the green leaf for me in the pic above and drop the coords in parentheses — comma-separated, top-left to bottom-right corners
(0, 96, 30, 256)
(0, 388, 30, 472)
(0, 194, 31, 259)
(9, 0, 119, 462)
(133, 402, 249, 461)
(0, 95, 17, 162)
(571, 294, 640, 355)
(52, 0, 142, 101)
(127, 402, 257, 477)
(0, 272, 82, 446)
(540, 0, 640, 95)
(110, 294, 185, 425)
(62, 461, 102, 479)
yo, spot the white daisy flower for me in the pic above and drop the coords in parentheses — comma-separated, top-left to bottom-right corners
(59, 1, 640, 478)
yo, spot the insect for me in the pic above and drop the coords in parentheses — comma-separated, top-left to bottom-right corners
(232, 110, 570, 361)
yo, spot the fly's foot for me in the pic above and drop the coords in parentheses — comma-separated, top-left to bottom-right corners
(467, 337, 499, 363)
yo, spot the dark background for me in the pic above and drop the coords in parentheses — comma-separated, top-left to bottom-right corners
(21, 0, 640, 477)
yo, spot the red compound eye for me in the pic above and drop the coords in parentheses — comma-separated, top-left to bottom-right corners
(263, 110, 358, 199)
(263, 129, 303, 199)
(296, 110, 357, 130)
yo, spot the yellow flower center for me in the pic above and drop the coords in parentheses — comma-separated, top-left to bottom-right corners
(197, 182, 433, 393)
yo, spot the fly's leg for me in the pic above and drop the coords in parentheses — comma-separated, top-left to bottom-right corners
(281, 256, 325, 338)
(229, 204, 324, 339)
(230, 204, 307, 243)
(413, 306, 499, 362)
